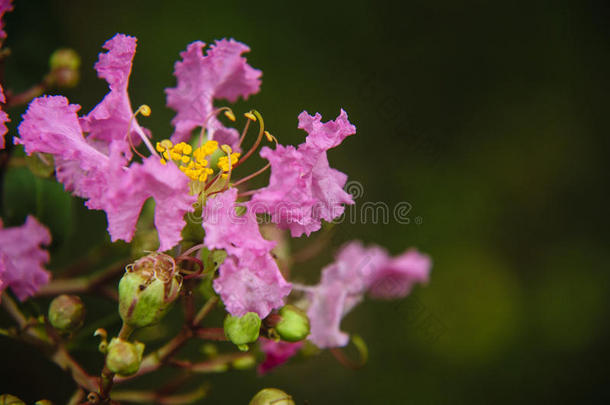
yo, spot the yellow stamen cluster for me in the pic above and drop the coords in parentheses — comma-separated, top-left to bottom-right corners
(156, 139, 224, 183)
(218, 145, 240, 173)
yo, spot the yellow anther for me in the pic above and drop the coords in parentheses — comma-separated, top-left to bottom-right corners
(264, 130, 274, 142)
(160, 158, 167, 165)
(138, 104, 151, 117)
(181, 155, 190, 164)
(224, 110, 236, 122)
(221, 144, 233, 154)
(173, 142, 192, 155)
(218, 152, 240, 172)
(244, 112, 257, 121)
(204, 141, 218, 154)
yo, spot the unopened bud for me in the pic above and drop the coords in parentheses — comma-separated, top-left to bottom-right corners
(48, 49, 81, 88)
(275, 305, 310, 342)
(105, 338, 145, 376)
(119, 253, 182, 328)
(249, 388, 295, 405)
(0, 395, 24, 405)
(224, 312, 261, 351)
(48, 295, 85, 333)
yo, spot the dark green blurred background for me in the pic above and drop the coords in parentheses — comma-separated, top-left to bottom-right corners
(1, 0, 609, 404)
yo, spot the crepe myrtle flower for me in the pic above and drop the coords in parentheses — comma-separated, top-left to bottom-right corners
(16, 32, 364, 320)
(296, 241, 432, 348)
(0, 216, 51, 301)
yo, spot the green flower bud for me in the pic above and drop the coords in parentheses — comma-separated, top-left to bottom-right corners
(249, 388, 295, 405)
(0, 395, 25, 405)
(275, 305, 310, 342)
(34, 401, 53, 405)
(119, 253, 182, 328)
(224, 312, 261, 350)
(105, 338, 145, 376)
(232, 354, 256, 370)
(48, 294, 85, 333)
(0, 395, 24, 405)
(47, 49, 80, 88)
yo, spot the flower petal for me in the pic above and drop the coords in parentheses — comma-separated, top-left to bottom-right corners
(165, 39, 261, 149)
(0, 84, 10, 149)
(0, 216, 51, 301)
(79, 33, 148, 151)
(258, 339, 303, 374)
(105, 156, 196, 251)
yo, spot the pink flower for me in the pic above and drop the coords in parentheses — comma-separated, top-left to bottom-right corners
(166, 39, 261, 150)
(250, 110, 356, 237)
(306, 241, 431, 348)
(258, 339, 303, 374)
(0, 216, 51, 301)
(0, 0, 13, 40)
(0, 84, 10, 149)
(203, 188, 291, 318)
(17, 95, 195, 251)
(79, 34, 148, 153)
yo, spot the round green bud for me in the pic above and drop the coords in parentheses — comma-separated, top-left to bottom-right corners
(49, 49, 80, 71)
(249, 388, 295, 405)
(224, 312, 261, 349)
(0, 395, 25, 405)
(48, 49, 81, 88)
(119, 253, 182, 328)
(48, 294, 85, 333)
(275, 305, 310, 342)
(105, 338, 145, 376)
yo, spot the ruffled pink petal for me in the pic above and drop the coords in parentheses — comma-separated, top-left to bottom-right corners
(367, 249, 431, 299)
(213, 254, 291, 318)
(165, 39, 261, 149)
(203, 188, 291, 317)
(0, 216, 51, 301)
(258, 339, 303, 374)
(299, 109, 356, 151)
(80, 33, 147, 151)
(0, 0, 13, 40)
(251, 110, 356, 237)
(203, 188, 275, 255)
(321, 241, 389, 296)
(16, 96, 114, 207)
(307, 282, 350, 348)
(104, 156, 196, 251)
(0, 84, 9, 149)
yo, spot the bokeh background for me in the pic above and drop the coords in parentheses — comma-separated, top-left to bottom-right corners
(1, 0, 609, 404)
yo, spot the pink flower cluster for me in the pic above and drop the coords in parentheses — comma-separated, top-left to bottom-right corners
(13, 33, 432, 354)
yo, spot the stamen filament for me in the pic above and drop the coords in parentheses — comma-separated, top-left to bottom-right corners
(236, 188, 264, 198)
(198, 107, 234, 148)
(238, 118, 252, 148)
(234, 110, 265, 169)
(126, 105, 158, 158)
